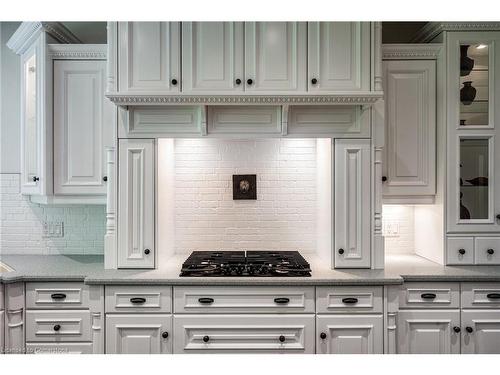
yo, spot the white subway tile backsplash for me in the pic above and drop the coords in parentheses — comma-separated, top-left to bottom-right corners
(382, 205, 415, 254)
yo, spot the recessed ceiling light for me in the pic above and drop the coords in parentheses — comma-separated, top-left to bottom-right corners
(476, 44, 487, 50)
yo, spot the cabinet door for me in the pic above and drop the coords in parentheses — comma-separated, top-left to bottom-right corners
(182, 22, 244, 93)
(462, 310, 500, 353)
(383, 59, 436, 197)
(334, 139, 371, 268)
(244, 22, 307, 93)
(118, 22, 180, 93)
(0, 310, 4, 353)
(397, 310, 461, 354)
(106, 314, 172, 354)
(308, 22, 370, 92)
(118, 139, 155, 268)
(54, 60, 112, 195)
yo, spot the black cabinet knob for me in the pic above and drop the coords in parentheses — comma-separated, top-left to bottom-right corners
(320, 332, 327, 340)
(487, 248, 495, 255)
(102, 176, 108, 182)
(466, 326, 473, 333)
(311, 78, 318, 85)
(453, 326, 461, 333)
(32, 176, 39, 182)
(279, 335, 286, 343)
(144, 249, 150, 255)
(53, 324, 61, 332)
(162, 331, 169, 339)
(338, 248, 344, 255)
(171, 78, 178, 85)
(458, 248, 466, 255)
(382, 176, 388, 182)
(247, 78, 253, 85)
(203, 335, 210, 343)
(496, 214, 500, 220)
(235, 78, 242, 85)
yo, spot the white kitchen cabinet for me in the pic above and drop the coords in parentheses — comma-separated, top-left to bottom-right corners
(383, 59, 436, 198)
(53, 59, 113, 195)
(182, 22, 244, 93)
(106, 314, 172, 354)
(118, 22, 180, 93)
(0, 285, 4, 353)
(316, 314, 383, 354)
(4, 283, 25, 354)
(118, 139, 155, 268)
(461, 310, 500, 354)
(397, 309, 461, 354)
(334, 139, 371, 268)
(244, 22, 307, 93)
(308, 22, 370, 92)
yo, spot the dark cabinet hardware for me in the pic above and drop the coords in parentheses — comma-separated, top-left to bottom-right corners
(274, 297, 290, 304)
(235, 78, 242, 85)
(130, 297, 146, 304)
(102, 176, 108, 182)
(466, 326, 473, 333)
(53, 324, 61, 331)
(338, 248, 345, 255)
(382, 176, 387, 182)
(171, 78, 178, 85)
(50, 293, 67, 300)
(32, 176, 39, 182)
(144, 249, 151, 255)
(342, 297, 359, 304)
(311, 78, 318, 85)
(162, 331, 169, 339)
(320, 332, 327, 340)
(487, 248, 495, 255)
(198, 297, 215, 304)
(247, 78, 253, 85)
(496, 214, 500, 220)
(203, 335, 210, 343)
(421, 293, 437, 300)
(487, 293, 500, 299)
(458, 248, 466, 255)
(279, 335, 286, 343)
(453, 326, 461, 333)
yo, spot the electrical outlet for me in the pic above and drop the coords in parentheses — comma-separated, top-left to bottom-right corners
(43, 221, 64, 238)
(383, 221, 400, 237)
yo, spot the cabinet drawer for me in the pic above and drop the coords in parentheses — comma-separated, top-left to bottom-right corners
(173, 286, 314, 313)
(105, 285, 172, 313)
(316, 286, 383, 313)
(399, 283, 460, 308)
(26, 310, 91, 342)
(26, 282, 89, 309)
(173, 314, 315, 353)
(26, 342, 93, 354)
(207, 106, 281, 135)
(446, 237, 474, 265)
(462, 283, 500, 308)
(474, 237, 500, 265)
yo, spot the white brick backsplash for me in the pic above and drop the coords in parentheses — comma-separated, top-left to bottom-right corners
(0, 173, 105, 255)
(382, 205, 415, 254)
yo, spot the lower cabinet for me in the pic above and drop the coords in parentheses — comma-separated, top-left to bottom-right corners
(173, 314, 315, 354)
(106, 314, 172, 354)
(461, 310, 500, 354)
(316, 314, 383, 354)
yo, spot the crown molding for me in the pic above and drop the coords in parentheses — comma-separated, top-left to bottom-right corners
(48, 44, 107, 60)
(7, 22, 81, 55)
(412, 22, 500, 43)
(382, 44, 443, 60)
(105, 92, 384, 107)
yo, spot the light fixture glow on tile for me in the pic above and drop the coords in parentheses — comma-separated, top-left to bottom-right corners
(476, 44, 487, 49)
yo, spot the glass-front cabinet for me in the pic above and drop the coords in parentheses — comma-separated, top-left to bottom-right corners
(447, 32, 500, 233)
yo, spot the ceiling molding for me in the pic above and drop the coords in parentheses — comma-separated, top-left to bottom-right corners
(48, 44, 107, 60)
(7, 22, 81, 55)
(382, 44, 443, 60)
(412, 22, 500, 43)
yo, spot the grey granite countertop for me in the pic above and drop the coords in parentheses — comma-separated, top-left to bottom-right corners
(1, 253, 500, 285)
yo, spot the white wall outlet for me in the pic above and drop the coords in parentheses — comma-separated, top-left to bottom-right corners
(43, 221, 64, 238)
(383, 221, 400, 237)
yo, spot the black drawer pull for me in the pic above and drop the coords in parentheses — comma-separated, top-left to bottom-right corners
(203, 335, 210, 343)
(342, 297, 359, 304)
(130, 297, 146, 304)
(198, 297, 215, 304)
(50, 293, 67, 300)
(53, 324, 61, 332)
(421, 293, 437, 300)
(279, 335, 286, 343)
(487, 293, 500, 300)
(487, 248, 495, 255)
(274, 297, 290, 304)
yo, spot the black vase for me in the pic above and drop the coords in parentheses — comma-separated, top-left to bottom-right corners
(461, 81, 476, 105)
(460, 45, 475, 76)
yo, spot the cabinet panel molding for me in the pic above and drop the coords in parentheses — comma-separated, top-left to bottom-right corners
(461, 309, 500, 354)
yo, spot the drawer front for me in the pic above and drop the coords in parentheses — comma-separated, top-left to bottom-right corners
(173, 314, 315, 353)
(26, 282, 89, 309)
(174, 286, 314, 313)
(26, 310, 91, 342)
(207, 106, 281, 135)
(316, 286, 383, 313)
(474, 237, 500, 265)
(399, 282, 460, 308)
(462, 283, 500, 308)
(26, 342, 93, 354)
(446, 237, 474, 265)
(105, 285, 172, 313)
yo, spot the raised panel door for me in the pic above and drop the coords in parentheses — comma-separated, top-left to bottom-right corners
(462, 309, 500, 353)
